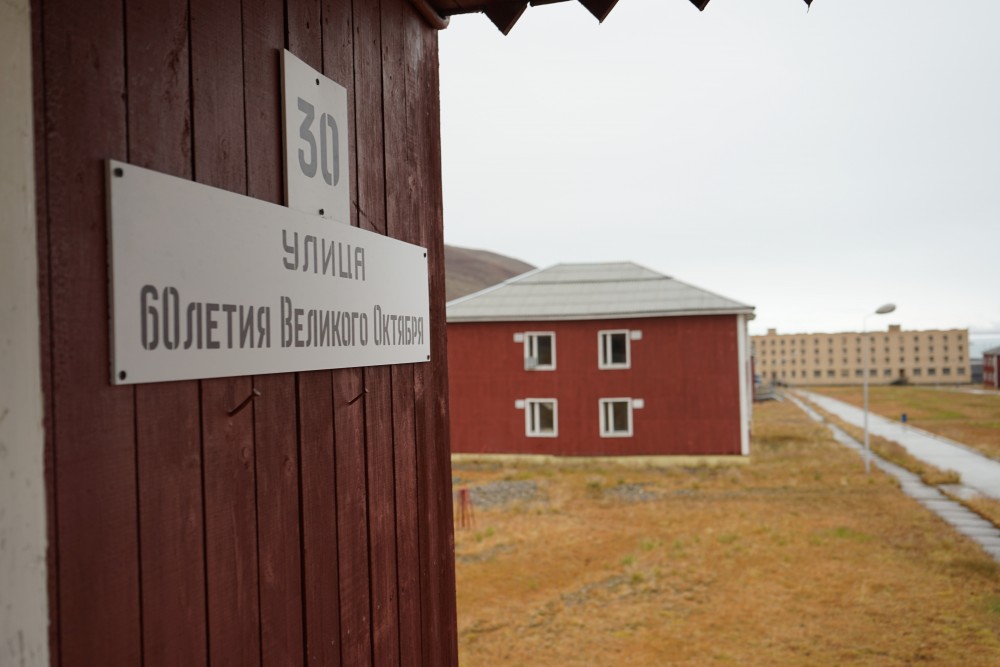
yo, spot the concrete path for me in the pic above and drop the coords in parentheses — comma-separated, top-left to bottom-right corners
(786, 393, 1000, 563)
(796, 389, 1000, 502)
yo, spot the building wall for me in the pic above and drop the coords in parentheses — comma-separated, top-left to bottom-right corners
(31, 0, 457, 664)
(0, 1, 49, 664)
(985, 353, 999, 389)
(448, 315, 743, 456)
(753, 326, 971, 386)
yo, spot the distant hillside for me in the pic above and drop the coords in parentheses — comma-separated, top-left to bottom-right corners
(445, 245, 535, 302)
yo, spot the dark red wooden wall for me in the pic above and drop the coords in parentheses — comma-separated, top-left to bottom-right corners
(986, 353, 999, 388)
(32, 0, 457, 664)
(448, 315, 743, 456)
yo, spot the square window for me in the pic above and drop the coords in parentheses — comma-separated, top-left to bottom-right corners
(598, 330, 630, 369)
(883, 369, 892, 376)
(943, 367, 951, 376)
(913, 368, 922, 376)
(928, 368, 937, 376)
(827, 370, 835, 377)
(524, 399, 557, 437)
(599, 398, 633, 437)
(524, 332, 555, 370)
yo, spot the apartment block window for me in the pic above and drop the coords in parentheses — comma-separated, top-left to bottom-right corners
(928, 368, 937, 376)
(598, 330, 630, 369)
(841, 370, 849, 377)
(943, 367, 952, 376)
(855, 369, 864, 377)
(599, 398, 633, 437)
(827, 370, 835, 378)
(959, 367, 966, 375)
(884, 369, 892, 376)
(524, 399, 558, 437)
(913, 368, 922, 376)
(524, 332, 555, 370)
(813, 370, 821, 378)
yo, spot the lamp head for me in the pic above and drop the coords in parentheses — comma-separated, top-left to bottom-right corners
(875, 303, 896, 315)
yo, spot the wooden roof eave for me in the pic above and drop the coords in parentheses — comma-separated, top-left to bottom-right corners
(424, 0, 813, 36)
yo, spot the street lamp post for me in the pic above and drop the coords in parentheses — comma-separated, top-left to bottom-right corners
(863, 303, 896, 474)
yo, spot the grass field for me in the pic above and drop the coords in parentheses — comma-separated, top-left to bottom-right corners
(453, 399, 1000, 666)
(808, 385, 1000, 461)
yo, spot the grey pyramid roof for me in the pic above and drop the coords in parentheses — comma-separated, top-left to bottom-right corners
(447, 262, 754, 322)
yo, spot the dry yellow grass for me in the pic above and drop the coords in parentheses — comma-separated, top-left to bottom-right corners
(453, 400, 1000, 666)
(962, 495, 1000, 530)
(810, 386, 1000, 461)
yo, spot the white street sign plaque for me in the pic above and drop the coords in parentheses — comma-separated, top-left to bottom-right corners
(107, 160, 430, 385)
(281, 49, 350, 223)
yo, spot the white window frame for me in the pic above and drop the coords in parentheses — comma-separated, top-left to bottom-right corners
(524, 398, 558, 437)
(599, 398, 633, 438)
(524, 331, 556, 371)
(598, 330, 630, 369)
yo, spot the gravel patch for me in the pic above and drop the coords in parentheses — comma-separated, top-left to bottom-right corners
(604, 483, 659, 503)
(467, 480, 540, 509)
(561, 574, 630, 606)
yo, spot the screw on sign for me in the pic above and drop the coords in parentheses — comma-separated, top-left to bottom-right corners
(282, 49, 350, 223)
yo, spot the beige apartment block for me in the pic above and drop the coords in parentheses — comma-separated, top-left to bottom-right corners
(752, 325, 971, 386)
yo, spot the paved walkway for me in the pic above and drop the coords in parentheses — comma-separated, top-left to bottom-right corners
(796, 390, 1000, 502)
(786, 393, 1000, 563)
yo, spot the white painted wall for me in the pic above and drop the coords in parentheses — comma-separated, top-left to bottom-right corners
(737, 314, 750, 456)
(0, 0, 50, 664)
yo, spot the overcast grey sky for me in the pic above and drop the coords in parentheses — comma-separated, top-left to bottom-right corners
(438, 0, 1000, 342)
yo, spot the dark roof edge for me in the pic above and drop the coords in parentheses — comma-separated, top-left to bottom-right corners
(448, 306, 756, 323)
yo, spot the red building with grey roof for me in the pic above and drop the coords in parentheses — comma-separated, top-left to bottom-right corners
(447, 262, 755, 458)
(984, 346, 1000, 389)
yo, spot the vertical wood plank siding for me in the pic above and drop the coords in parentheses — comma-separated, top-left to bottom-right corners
(32, 0, 457, 664)
(126, 1, 209, 665)
(42, 0, 141, 664)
